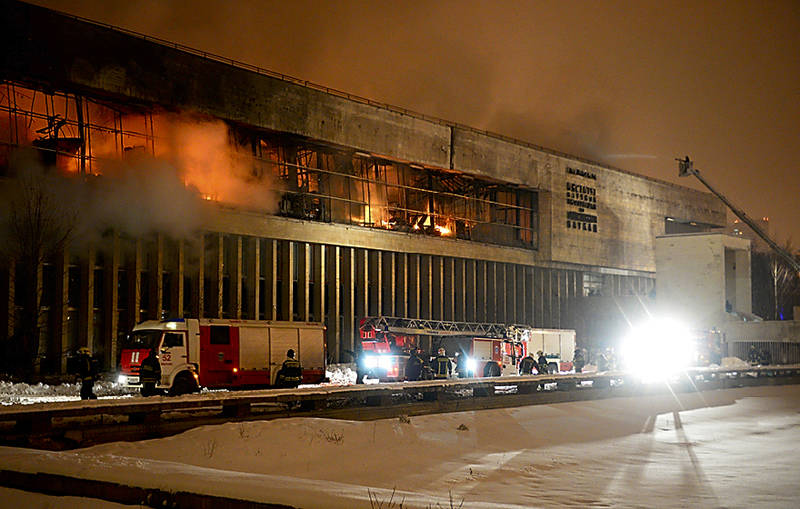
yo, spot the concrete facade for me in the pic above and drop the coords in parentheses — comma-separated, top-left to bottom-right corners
(0, 1, 727, 371)
(655, 233, 752, 329)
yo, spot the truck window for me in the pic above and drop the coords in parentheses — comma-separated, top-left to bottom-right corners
(209, 326, 230, 345)
(121, 330, 161, 350)
(163, 332, 184, 348)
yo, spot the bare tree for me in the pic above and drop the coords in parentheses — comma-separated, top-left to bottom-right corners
(768, 242, 800, 320)
(1, 169, 75, 377)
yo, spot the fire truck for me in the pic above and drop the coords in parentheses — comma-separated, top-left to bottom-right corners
(358, 317, 576, 380)
(118, 318, 326, 395)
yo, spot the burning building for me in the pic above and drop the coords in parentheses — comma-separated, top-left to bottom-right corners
(0, 0, 725, 374)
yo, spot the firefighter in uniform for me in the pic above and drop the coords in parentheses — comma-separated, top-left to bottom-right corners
(76, 347, 97, 400)
(139, 348, 161, 397)
(405, 349, 425, 381)
(276, 349, 303, 388)
(573, 348, 585, 373)
(518, 351, 536, 375)
(431, 347, 452, 379)
(536, 350, 549, 375)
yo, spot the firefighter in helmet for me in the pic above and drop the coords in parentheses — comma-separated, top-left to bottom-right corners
(573, 347, 585, 373)
(76, 346, 97, 400)
(139, 348, 161, 397)
(405, 348, 425, 381)
(536, 350, 549, 375)
(276, 349, 303, 388)
(518, 350, 536, 375)
(431, 347, 452, 379)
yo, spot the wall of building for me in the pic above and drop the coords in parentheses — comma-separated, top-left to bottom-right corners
(655, 233, 751, 328)
(1, 0, 725, 275)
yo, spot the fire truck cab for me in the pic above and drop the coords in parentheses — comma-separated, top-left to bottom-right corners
(118, 318, 326, 395)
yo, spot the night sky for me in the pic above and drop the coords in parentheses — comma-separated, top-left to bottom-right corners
(31, 0, 800, 245)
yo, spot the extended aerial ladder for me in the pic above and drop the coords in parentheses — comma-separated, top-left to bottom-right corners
(677, 156, 800, 276)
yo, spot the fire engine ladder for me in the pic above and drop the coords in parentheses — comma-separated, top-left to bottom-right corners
(361, 316, 515, 338)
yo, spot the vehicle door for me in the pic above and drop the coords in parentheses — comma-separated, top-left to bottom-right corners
(159, 331, 188, 385)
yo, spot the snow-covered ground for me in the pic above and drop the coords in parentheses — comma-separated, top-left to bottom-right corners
(1, 383, 798, 508)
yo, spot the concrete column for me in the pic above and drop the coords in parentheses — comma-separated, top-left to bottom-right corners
(214, 234, 224, 319)
(105, 233, 120, 369)
(280, 240, 294, 321)
(396, 253, 407, 317)
(486, 262, 497, 322)
(297, 242, 310, 322)
(515, 265, 525, 325)
(247, 237, 260, 320)
(325, 245, 341, 362)
(454, 258, 466, 322)
(475, 260, 486, 322)
(443, 257, 455, 321)
(128, 239, 142, 328)
(147, 235, 163, 320)
(465, 259, 476, 322)
(312, 244, 326, 323)
(534, 267, 544, 327)
(368, 250, 381, 316)
(194, 234, 205, 319)
(381, 251, 394, 317)
(420, 255, 432, 319)
(1, 260, 13, 340)
(525, 266, 534, 326)
(407, 254, 420, 319)
(432, 256, 443, 320)
(54, 249, 69, 373)
(355, 248, 368, 318)
(496, 263, 507, 324)
(543, 269, 553, 328)
(79, 246, 95, 350)
(342, 247, 355, 357)
(172, 238, 185, 318)
(264, 239, 277, 321)
(232, 236, 243, 319)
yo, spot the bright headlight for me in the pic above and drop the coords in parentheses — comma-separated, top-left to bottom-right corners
(621, 317, 695, 382)
(466, 358, 477, 373)
(378, 356, 393, 370)
(117, 374, 127, 385)
(363, 355, 378, 369)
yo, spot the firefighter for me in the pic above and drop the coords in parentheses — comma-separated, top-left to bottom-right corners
(76, 347, 97, 400)
(536, 350, 549, 375)
(748, 345, 759, 365)
(276, 349, 303, 388)
(139, 348, 161, 397)
(405, 349, 425, 381)
(455, 351, 469, 378)
(518, 351, 536, 375)
(573, 347, 585, 373)
(431, 347, 452, 379)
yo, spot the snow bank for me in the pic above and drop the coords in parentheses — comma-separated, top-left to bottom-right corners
(2, 384, 798, 508)
(0, 380, 137, 406)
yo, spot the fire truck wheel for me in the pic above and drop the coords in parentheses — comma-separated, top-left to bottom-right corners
(170, 372, 198, 396)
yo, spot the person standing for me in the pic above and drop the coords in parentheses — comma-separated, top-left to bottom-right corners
(276, 349, 303, 388)
(405, 349, 425, 381)
(518, 351, 536, 375)
(139, 348, 161, 397)
(431, 347, 452, 379)
(455, 351, 470, 378)
(76, 347, 97, 400)
(573, 348, 585, 373)
(536, 350, 549, 375)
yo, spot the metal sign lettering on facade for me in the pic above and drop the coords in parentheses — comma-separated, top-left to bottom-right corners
(565, 167, 598, 233)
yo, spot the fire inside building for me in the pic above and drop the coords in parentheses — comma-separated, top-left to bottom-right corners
(0, 0, 725, 376)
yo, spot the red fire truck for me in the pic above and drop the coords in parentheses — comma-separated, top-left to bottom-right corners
(358, 317, 576, 381)
(118, 318, 326, 395)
